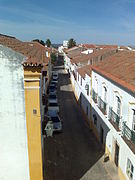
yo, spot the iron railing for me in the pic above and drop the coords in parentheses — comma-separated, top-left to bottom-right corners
(122, 122, 135, 144)
(108, 107, 120, 129)
(92, 89, 98, 103)
(98, 96, 107, 115)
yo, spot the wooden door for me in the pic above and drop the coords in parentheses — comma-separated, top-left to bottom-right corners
(114, 142, 119, 167)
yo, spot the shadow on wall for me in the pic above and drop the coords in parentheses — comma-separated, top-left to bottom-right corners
(78, 92, 110, 151)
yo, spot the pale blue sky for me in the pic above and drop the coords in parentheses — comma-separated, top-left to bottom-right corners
(0, 0, 135, 44)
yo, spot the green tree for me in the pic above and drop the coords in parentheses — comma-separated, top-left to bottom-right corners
(33, 39, 45, 46)
(40, 40, 45, 46)
(46, 39, 51, 47)
(68, 38, 76, 48)
(51, 52, 56, 63)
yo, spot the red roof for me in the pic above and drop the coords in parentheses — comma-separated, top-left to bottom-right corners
(92, 51, 135, 93)
(0, 35, 50, 66)
(77, 65, 92, 78)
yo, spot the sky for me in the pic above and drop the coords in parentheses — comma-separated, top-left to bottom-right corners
(0, 0, 135, 45)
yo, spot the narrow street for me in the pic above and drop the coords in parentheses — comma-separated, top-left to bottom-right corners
(44, 58, 111, 180)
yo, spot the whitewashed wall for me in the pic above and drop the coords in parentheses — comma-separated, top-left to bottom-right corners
(71, 72, 91, 120)
(92, 70, 135, 179)
(0, 46, 30, 180)
(92, 71, 135, 129)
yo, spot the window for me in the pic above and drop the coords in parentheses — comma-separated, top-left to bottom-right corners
(104, 87, 107, 102)
(93, 114, 97, 126)
(117, 96, 121, 116)
(126, 158, 134, 180)
(95, 79, 98, 93)
(132, 109, 135, 131)
(81, 78, 82, 86)
(87, 85, 89, 96)
(33, 109, 37, 115)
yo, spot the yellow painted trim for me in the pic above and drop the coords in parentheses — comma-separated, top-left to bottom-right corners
(24, 86, 40, 89)
(24, 66, 43, 180)
(71, 80, 79, 101)
(105, 145, 112, 161)
(118, 166, 126, 180)
(105, 145, 126, 180)
(129, 102, 135, 105)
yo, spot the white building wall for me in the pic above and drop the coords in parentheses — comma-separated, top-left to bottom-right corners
(0, 46, 30, 180)
(71, 72, 91, 120)
(92, 70, 135, 179)
(92, 71, 135, 129)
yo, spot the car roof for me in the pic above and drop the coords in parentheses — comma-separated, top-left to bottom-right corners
(48, 110, 57, 117)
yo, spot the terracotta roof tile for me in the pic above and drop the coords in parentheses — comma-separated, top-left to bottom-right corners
(92, 51, 135, 93)
(71, 48, 117, 65)
(0, 34, 50, 66)
(77, 65, 92, 78)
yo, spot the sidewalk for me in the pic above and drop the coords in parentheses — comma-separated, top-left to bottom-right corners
(101, 156, 120, 180)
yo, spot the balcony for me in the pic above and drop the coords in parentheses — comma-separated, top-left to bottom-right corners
(98, 96, 107, 115)
(122, 122, 135, 144)
(92, 89, 98, 103)
(108, 107, 120, 131)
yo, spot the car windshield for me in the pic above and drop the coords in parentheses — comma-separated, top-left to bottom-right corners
(49, 95, 56, 99)
(49, 103, 58, 106)
(51, 116, 60, 122)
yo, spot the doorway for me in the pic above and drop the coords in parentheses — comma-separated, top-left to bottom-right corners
(114, 142, 119, 167)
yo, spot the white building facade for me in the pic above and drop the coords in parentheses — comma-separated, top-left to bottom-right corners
(91, 69, 135, 180)
(69, 50, 135, 180)
(0, 45, 30, 180)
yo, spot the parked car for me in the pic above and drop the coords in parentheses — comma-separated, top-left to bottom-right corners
(49, 91, 57, 96)
(47, 110, 62, 133)
(50, 82, 57, 89)
(51, 115, 62, 132)
(51, 80, 58, 84)
(47, 109, 57, 117)
(48, 84, 56, 93)
(48, 94, 58, 103)
(53, 72, 58, 81)
(48, 102, 59, 113)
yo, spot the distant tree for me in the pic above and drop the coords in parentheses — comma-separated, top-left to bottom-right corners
(33, 39, 40, 43)
(68, 38, 76, 48)
(40, 40, 45, 46)
(51, 52, 56, 63)
(46, 39, 51, 47)
(33, 39, 45, 46)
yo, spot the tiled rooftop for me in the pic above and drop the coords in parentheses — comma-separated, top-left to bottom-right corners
(0, 34, 50, 66)
(92, 51, 135, 93)
(77, 65, 92, 78)
(71, 48, 117, 65)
